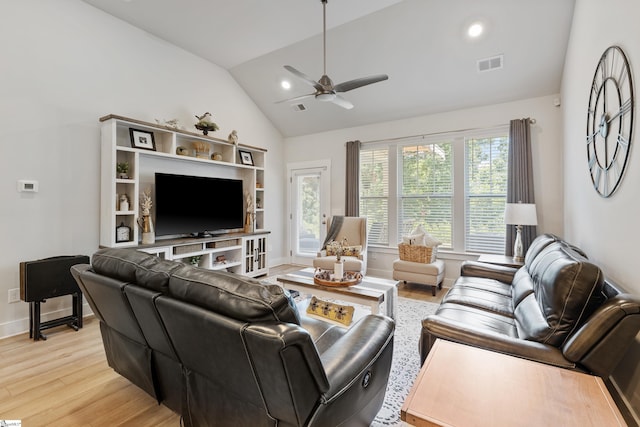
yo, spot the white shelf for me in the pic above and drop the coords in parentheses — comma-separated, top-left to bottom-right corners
(100, 114, 269, 277)
(212, 261, 241, 270)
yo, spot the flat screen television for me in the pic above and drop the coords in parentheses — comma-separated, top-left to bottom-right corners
(154, 172, 244, 237)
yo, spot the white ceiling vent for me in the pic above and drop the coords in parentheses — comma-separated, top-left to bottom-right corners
(292, 104, 307, 111)
(477, 54, 503, 73)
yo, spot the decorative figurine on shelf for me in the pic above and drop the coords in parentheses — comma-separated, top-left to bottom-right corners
(228, 130, 238, 145)
(244, 191, 255, 233)
(116, 162, 129, 179)
(194, 112, 219, 135)
(155, 118, 182, 130)
(192, 141, 210, 159)
(138, 188, 155, 245)
(119, 194, 130, 212)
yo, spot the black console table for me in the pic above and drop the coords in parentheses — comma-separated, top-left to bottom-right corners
(19, 255, 89, 341)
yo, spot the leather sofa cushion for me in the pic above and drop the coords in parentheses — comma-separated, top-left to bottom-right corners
(442, 285, 514, 317)
(516, 242, 603, 346)
(92, 248, 181, 293)
(431, 302, 519, 338)
(523, 233, 558, 266)
(451, 276, 512, 297)
(169, 266, 300, 324)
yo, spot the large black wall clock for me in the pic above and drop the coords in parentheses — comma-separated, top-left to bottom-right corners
(586, 45, 634, 198)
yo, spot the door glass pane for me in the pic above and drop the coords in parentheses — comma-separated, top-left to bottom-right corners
(296, 173, 321, 254)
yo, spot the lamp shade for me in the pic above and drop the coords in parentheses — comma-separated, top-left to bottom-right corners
(504, 203, 538, 226)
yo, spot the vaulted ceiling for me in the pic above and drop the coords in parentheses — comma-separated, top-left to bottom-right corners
(82, 0, 575, 137)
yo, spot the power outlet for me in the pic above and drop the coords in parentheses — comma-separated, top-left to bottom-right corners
(8, 288, 20, 303)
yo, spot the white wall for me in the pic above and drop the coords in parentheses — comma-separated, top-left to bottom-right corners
(562, 0, 640, 419)
(0, 0, 286, 337)
(285, 94, 564, 283)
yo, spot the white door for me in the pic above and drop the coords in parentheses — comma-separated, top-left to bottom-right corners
(288, 161, 331, 266)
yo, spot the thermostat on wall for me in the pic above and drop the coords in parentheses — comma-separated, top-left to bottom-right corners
(17, 180, 39, 193)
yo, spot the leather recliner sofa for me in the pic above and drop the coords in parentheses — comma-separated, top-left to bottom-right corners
(71, 248, 395, 427)
(420, 234, 640, 377)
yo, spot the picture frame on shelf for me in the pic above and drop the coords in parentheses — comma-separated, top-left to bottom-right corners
(129, 128, 156, 151)
(238, 150, 254, 166)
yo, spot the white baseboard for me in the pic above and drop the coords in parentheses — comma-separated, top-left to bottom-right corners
(0, 303, 93, 340)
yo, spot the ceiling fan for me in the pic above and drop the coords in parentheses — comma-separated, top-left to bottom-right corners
(277, 0, 389, 110)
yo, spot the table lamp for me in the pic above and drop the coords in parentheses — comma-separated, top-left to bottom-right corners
(504, 202, 538, 262)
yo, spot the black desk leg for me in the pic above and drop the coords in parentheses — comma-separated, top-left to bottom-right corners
(74, 292, 83, 329)
(33, 301, 45, 341)
(29, 302, 33, 339)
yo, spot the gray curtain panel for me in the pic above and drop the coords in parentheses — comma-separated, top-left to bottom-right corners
(505, 118, 537, 256)
(345, 140, 361, 216)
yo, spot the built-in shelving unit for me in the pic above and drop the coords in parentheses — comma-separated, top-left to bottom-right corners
(137, 233, 268, 277)
(99, 114, 269, 277)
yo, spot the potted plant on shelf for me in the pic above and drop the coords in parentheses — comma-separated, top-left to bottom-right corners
(116, 162, 129, 179)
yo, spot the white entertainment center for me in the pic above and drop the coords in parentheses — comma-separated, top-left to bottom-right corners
(99, 114, 268, 277)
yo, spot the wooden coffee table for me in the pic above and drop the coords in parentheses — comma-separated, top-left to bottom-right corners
(401, 339, 627, 426)
(277, 268, 398, 319)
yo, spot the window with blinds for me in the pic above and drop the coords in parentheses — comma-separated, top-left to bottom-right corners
(399, 143, 453, 248)
(465, 136, 509, 253)
(359, 147, 389, 245)
(358, 126, 509, 254)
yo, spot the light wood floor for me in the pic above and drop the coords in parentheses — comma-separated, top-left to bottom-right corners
(0, 265, 443, 426)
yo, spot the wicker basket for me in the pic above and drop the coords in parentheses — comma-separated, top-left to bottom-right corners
(398, 243, 438, 263)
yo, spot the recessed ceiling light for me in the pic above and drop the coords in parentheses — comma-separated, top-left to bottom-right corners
(468, 22, 484, 38)
(281, 80, 291, 90)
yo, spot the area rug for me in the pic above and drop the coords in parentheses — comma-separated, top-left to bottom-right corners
(372, 296, 438, 426)
(263, 275, 438, 426)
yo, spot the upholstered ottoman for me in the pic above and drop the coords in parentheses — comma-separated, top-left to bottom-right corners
(393, 259, 445, 296)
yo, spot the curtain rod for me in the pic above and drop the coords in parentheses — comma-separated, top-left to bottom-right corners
(359, 118, 535, 145)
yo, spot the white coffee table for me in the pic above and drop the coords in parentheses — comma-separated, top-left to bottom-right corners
(277, 268, 398, 319)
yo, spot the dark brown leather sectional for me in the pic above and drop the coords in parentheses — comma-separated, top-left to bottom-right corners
(71, 248, 395, 427)
(420, 234, 640, 377)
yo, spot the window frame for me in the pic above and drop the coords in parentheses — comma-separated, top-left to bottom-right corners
(359, 125, 509, 254)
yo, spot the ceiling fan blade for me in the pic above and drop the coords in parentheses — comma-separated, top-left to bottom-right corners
(284, 65, 323, 91)
(334, 74, 389, 93)
(275, 93, 316, 104)
(330, 94, 354, 110)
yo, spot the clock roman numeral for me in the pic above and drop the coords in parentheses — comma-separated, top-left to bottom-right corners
(619, 98, 632, 116)
(617, 134, 629, 147)
(618, 61, 629, 87)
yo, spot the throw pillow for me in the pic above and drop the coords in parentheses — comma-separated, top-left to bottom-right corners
(342, 245, 362, 257)
(326, 244, 362, 257)
(401, 225, 442, 247)
(306, 296, 354, 326)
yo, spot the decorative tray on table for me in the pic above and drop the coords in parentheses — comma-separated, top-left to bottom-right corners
(313, 269, 363, 287)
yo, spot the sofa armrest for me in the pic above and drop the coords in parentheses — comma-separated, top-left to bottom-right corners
(461, 260, 518, 283)
(319, 315, 395, 403)
(421, 314, 575, 369)
(563, 294, 640, 377)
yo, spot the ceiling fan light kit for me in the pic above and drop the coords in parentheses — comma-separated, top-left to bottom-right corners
(277, 0, 388, 110)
